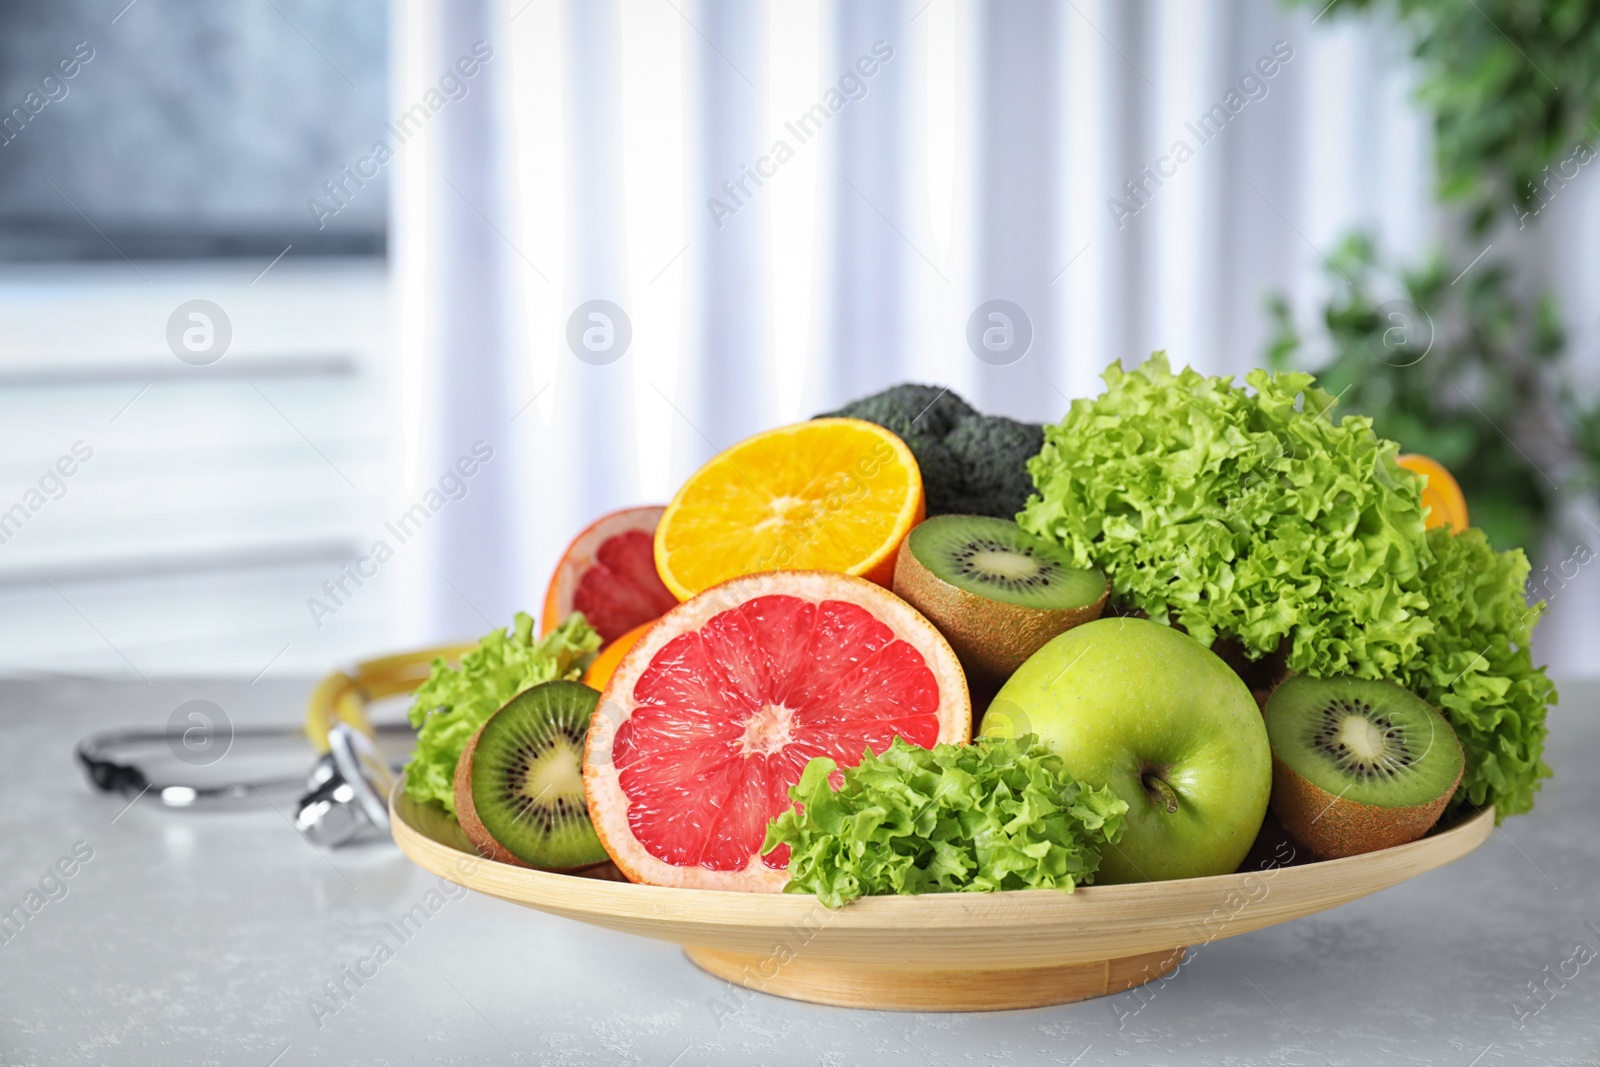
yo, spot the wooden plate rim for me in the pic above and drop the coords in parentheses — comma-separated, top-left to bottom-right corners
(389, 784, 1495, 929)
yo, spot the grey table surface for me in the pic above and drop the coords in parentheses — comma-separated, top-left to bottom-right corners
(1, 676, 1596, 1067)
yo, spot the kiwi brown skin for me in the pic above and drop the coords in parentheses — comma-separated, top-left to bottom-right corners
(1270, 742, 1464, 859)
(892, 536, 1109, 686)
(452, 725, 532, 869)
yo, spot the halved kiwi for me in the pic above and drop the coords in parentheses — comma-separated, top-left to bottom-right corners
(892, 515, 1108, 685)
(453, 680, 610, 871)
(1264, 675, 1464, 858)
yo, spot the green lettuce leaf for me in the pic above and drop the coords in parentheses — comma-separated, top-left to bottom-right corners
(402, 612, 600, 813)
(1020, 352, 1436, 679)
(1401, 528, 1557, 818)
(762, 736, 1128, 907)
(1019, 352, 1557, 819)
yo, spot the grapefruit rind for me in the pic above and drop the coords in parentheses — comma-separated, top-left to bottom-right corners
(583, 570, 970, 892)
(541, 505, 670, 640)
(652, 419, 925, 602)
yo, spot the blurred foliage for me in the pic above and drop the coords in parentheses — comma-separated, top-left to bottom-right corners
(1305, 0, 1600, 234)
(1264, 235, 1586, 552)
(1271, 0, 1600, 556)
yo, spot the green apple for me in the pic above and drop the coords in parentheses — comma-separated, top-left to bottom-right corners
(981, 616, 1270, 883)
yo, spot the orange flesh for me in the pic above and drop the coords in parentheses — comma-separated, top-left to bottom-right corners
(1396, 453, 1468, 533)
(653, 419, 924, 600)
(582, 621, 651, 691)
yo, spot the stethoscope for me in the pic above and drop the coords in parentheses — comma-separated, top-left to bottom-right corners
(73, 642, 475, 846)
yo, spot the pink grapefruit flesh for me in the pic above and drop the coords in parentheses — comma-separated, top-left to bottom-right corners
(584, 570, 970, 892)
(542, 505, 678, 645)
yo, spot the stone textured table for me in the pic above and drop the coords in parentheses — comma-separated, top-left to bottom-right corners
(1, 677, 1595, 1066)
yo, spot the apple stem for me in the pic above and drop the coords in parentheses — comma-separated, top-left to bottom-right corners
(1142, 772, 1180, 814)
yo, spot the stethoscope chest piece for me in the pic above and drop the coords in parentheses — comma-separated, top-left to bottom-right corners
(295, 725, 396, 846)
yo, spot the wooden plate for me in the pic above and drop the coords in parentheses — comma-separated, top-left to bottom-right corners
(390, 787, 1492, 1011)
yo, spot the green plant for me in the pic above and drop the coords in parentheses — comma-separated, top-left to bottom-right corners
(1306, 0, 1600, 234)
(1264, 234, 1575, 552)
(1273, 0, 1600, 555)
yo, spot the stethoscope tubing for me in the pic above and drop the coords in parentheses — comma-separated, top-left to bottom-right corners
(74, 723, 413, 809)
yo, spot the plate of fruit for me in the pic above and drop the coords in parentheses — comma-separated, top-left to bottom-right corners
(376, 355, 1554, 1011)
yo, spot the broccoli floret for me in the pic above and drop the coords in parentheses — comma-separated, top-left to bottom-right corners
(943, 414, 1045, 518)
(897, 430, 966, 514)
(820, 383, 976, 440)
(816, 385, 1043, 519)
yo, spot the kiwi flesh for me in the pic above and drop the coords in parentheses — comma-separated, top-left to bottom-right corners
(1264, 675, 1464, 858)
(453, 680, 610, 871)
(892, 515, 1108, 686)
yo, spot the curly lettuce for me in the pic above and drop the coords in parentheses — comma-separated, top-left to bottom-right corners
(1020, 352, 1435, 679)
(1020, 352, 1556, 819)
(1403, 528, 1556, 818)
(763, 736, 1127, 907)
(402, 612, 600, 813)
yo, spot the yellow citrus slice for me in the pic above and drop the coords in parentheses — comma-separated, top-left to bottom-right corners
(1396, 453, 1468, 533)
(653, 418, 924, 600)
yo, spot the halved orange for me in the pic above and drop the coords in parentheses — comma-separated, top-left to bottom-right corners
(1396, 453, 1469, 533)
(582, 620, 652, 692)
(653, 418, 924, 600)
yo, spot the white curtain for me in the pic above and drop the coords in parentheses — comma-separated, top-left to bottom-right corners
(392, 0, 1598, 674)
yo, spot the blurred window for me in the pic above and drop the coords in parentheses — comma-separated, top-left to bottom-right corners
(0, 1, 397, 678)
(0, 0, 387, 260)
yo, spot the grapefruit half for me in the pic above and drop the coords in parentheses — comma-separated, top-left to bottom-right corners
(542, 505, 679, 644)
(583, 570, 971, 892)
